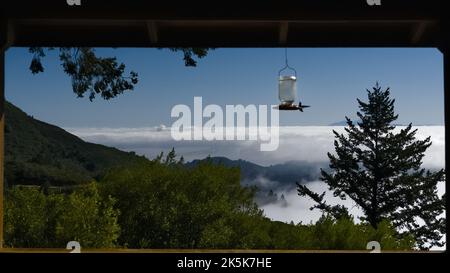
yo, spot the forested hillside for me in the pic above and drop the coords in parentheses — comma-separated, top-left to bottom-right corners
(4, 101, 147, 187)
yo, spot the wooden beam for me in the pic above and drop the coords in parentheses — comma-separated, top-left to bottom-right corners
(0, 248, 443, 253)
(146, 21, 159, 44)
(279, 22, 289, 44)
(3, 0, 442, 21)
(411, 21, 429, 44)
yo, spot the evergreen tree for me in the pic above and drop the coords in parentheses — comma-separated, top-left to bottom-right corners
(297, 83, 446, 249)
(165, 147, 177, 165)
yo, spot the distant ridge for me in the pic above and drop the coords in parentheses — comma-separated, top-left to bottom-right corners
(187, 156, 326, 191)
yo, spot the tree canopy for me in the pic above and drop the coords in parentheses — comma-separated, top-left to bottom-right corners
(4, 149, 415, 250)
(29, 47, 211, 101)
(297, 83, 446, 249)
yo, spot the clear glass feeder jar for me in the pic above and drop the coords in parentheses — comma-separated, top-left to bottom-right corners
(278, 75, 297, 105)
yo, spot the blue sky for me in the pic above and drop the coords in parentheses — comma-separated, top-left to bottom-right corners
(5, 47, 444, 127)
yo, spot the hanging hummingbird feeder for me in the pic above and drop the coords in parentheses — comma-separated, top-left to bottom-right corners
(276, 48, 310, 112)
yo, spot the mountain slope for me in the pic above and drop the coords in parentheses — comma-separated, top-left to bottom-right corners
(187, 157, 326, 191)
(4, 101, 147, 187)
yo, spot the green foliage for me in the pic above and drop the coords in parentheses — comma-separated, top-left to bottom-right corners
(306, 215, 414, 250)
(29, 47, 137, 101)
(5, 101, 147, 188)
(167, 48, 210, 67)
(4, 187, 48, 247)
(54, 183, 120, 248)
(5, 162, 413, 250)
(28, 47, 212, 100)
(297, 83, 445, 249)
(97, 150, 413, 250)
(4, 183, 120, 248)
(99, 153, 259, 248)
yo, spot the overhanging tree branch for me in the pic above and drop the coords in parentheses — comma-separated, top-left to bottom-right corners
(28, 47, 213, 101)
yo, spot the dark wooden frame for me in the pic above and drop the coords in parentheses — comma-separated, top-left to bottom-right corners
(0, 0, 448, 251)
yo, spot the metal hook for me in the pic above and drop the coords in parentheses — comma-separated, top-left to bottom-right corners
(278, 48, 297, 77)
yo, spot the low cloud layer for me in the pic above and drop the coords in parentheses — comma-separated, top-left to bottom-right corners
(261, 181, 445, 224)
(260, 181, 364, 224)
(66, 126, 445, 169)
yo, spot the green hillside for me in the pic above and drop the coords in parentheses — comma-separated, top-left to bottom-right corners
(4, 101, 147, 187)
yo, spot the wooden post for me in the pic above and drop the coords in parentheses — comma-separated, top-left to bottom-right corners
(442, 16, 449, 226)
(444, 50, 449, 223)
(0, 18, 11, 249)
(0, 17, 14, 249)
(0, 35, 4, 250)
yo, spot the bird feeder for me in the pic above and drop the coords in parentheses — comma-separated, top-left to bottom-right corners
(279, 75, 297, 105)
(277, 49, 310, 112)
